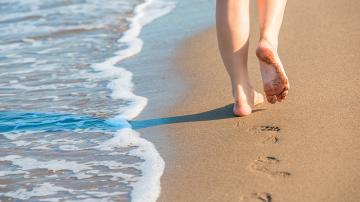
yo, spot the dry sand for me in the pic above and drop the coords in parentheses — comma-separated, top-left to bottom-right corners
(139, 0, 360, 201)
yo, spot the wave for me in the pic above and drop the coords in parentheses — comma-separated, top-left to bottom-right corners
(89, 0, 176, 201)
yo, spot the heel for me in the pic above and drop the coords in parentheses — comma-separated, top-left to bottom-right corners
(256, 45, 276, 64)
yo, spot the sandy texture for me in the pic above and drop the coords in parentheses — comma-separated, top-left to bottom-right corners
(139, 0, 360, 201)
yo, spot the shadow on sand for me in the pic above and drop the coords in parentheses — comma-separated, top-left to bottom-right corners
(130, 104, 265, 129)
(0, 105, 265, 133)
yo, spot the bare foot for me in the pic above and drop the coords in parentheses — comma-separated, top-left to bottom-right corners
(256, 40, 289, 104)
(233, 84, 264, 117)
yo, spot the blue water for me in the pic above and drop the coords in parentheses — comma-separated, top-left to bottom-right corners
(0, 111, 130, 133)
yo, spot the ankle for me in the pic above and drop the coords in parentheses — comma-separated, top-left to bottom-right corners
(259, 36, 278, 50)
(232, 83, 254, 103)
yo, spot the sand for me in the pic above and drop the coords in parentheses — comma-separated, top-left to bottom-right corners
(138, 0, 360, 201)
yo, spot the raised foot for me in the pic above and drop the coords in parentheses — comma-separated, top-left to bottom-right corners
(256, 40, 289, 104)
(233, 89, 264, 117)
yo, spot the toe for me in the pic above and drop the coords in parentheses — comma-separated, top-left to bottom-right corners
(278, 89, 288, 100)
(266, 95, 277, 104)
(275, 89, 289, 102)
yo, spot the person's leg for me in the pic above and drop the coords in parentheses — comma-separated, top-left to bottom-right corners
(216, 0, 264, 116)
(257, 0, 289, 103)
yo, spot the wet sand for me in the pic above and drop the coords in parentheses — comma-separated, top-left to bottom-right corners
(138, 0, 360, 201)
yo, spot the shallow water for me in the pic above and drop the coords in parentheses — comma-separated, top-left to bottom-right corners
(0, 0, 175, 201)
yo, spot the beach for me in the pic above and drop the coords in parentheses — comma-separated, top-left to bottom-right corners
(0, 0, 359, 201)
(137, 0, 360, 201)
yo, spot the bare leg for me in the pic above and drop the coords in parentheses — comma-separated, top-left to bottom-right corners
(216, 0, 264, 116)
(257, 0, 289, 103)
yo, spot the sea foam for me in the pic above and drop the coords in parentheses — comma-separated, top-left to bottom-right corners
(91, 0, 176, 201)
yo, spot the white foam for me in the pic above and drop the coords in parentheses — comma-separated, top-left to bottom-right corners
(58, 145, 80, 151)
(92, 0, 175, 121)
(3, 183, 70, 200)
(96, 128, 165, 202)
(12, 140, 32, 147)
(91, 0, 175, 200)
(0, 170, 28, 177)
(0, 155, 92, 173)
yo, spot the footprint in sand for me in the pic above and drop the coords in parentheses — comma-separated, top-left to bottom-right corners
(240, 192, 272, 202)
(251, 192, 272, 202)
(249, 156, 291, 178)
(249, 125, 281, 144)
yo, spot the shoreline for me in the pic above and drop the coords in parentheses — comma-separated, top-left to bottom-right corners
(137, 0, 360, 201)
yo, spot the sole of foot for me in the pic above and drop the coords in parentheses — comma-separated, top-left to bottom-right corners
(233, 90, 264, 117)
(256, 40, 289, 104)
